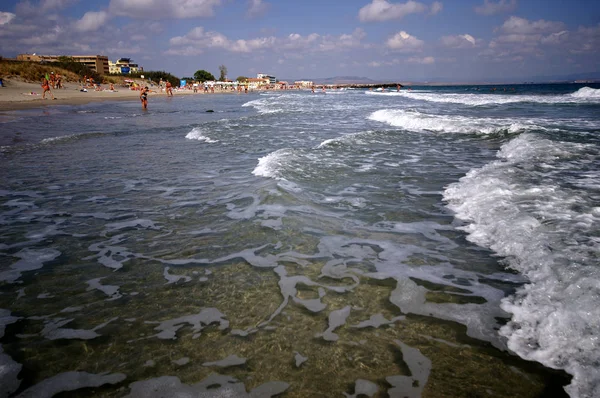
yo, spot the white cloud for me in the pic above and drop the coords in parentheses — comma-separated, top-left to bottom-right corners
(169, 27, 365, 55)
(386, 31, 424, 52)
(318, 28, 366, 51)
(74, 11, 109, 32)
(499, 15, 564, 35)
(481, 16, 571, 62)
(170, 27, 276, 53)
(430, 1, 443, 15)
(368, 61, 382, 67)
(474, 0, 517, 16)
(485, 16, 566, 55)
(358, 0, 428, 22)
(284, 33, 320, 50)
(440, 33, 478, 48)
(540, 30, 568, 45)
(41, 0, 79, 10)
(230, 37, 277, 52)
(109, 0, 222, 19)
(247, 0, 269, 18)
(165, 46, 204, 56)
(0, 12, 16, 25)
(105, 41, 143, 54)
(564, 24, 600, 54)
(407, 56, 435, 64)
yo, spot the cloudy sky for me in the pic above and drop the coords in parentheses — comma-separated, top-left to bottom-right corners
(0, 0, 598, 82)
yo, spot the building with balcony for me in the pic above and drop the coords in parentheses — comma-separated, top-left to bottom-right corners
(16, 54, 109, 75)
(108, 58, 143, 74)
(257, 73, 276, 84)
(246, 77, 270, 89)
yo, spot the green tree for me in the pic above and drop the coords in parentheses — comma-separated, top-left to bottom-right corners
(194, 69, 216, 82)
(54, 56, 100, 82)
(218, 64, 227, 81)
(236, 76, 249, 82)
(124, 70, 179, 87)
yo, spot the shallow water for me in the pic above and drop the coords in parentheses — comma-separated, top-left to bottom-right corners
(1, 84, 599, 397)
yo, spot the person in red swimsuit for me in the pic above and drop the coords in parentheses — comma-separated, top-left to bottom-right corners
(41, 75, 55, 100)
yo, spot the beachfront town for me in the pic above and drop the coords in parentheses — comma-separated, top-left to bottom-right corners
(12, 53, 316, 91)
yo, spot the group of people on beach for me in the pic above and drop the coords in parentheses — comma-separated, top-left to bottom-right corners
(40, 71, 67, 99)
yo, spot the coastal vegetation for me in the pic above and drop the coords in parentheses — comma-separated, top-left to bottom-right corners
(193, 69, 216, 82)
(0, 59, 93, 83)
(0, 59, 180, 87)
(118, 70, 180, 87)
(1, 58, 235, 88)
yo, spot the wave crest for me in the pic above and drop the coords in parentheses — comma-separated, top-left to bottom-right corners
(185, 127, 218, 143)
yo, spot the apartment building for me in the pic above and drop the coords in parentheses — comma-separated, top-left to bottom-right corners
(16, 54, 110, 75)
(108, 58, 143, 74)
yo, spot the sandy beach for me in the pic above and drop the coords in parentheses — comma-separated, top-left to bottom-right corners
(0, 78, 200, 111)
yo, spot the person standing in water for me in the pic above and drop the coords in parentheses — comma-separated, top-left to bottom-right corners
(140, 86, 149, 109)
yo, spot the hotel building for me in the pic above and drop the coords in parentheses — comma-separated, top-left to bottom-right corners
(16, 54, 109, 75)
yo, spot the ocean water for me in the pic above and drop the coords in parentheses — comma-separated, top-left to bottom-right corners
(1, 83, 599, 397)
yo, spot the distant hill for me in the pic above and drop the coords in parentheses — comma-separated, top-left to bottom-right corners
(285, 72, 600, 85)
(292, 76, 380, 84)
(401, 72, 600, 84)
(526, 71, 600, 82)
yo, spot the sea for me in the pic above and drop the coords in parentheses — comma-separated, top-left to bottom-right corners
(1, 83, 599, 398)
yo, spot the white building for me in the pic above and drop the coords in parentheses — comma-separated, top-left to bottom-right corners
(294, 80, 314, 88)
(109, 58, 143, 74)
(257, 73, 276, 84)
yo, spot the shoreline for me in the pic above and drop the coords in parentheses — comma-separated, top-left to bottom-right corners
(0, 78, 236, 111)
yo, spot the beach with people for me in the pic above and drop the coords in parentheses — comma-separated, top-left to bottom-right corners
(0, 77, 240, 111)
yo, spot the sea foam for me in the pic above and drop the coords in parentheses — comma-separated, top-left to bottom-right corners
(252, 149, 292, 179)
(443, 133, 600, 398)
(369, 86, 600, 106)
(368, 109, 545, 135)
(185, 127, 218, 143)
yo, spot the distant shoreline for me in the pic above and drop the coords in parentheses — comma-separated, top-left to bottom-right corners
(1, 78, 597, 111)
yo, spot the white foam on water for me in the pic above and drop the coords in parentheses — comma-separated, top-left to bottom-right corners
(368, 109, 548, 135)
(367, 86, 600, 106)
(41, 316, 118, 340)
(184, 127, 218, 143)
(242, 97, 284, 114)
(16, 371, 126, 398)
(569, 86, 600, 99)
(252, 148, 292, 180)
(105, 218, 160, 232)
(40, 132, 108, 145)
(0, 309, 22, 396)
(86, 277, 122, 300)
(163, 266, 192, 284)
(0, 248, 61, 283)
(443, 133, 600, 398)
(316, 131, 373, 149)
(87, 235, 140, 271)
(312, 234, 510, 349)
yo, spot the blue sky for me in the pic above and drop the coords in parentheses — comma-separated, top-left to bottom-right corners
(1, 0, 599, 82)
